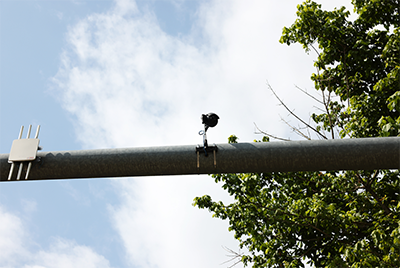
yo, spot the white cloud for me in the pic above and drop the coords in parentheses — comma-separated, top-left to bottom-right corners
(0, 205, 111, 268)
(52, 0, 354, 267)
(54, 0, 317, 150)
(25, 238, 111, 268)
(0, 206, 28, 267)
(108, 176, 239, 267)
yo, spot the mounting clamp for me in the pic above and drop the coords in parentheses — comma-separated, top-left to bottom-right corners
(196, 143, 218, 169)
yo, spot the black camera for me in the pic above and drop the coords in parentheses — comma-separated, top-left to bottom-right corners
(201, 113, 219, 132)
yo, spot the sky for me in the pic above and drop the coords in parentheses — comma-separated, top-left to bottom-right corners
(0, 0, 353, 267)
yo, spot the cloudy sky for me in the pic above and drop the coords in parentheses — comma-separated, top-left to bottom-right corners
(0, 0, 352, 267)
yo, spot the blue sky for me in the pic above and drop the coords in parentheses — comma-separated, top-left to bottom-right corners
(0, 0, 352, 267)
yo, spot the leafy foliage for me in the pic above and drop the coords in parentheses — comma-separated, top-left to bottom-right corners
(194, 1, 400, 267)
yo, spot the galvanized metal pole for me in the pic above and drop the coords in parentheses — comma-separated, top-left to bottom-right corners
(0, 137, 399, 182)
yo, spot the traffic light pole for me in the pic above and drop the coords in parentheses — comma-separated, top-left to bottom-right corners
(0, 137, 399, 182)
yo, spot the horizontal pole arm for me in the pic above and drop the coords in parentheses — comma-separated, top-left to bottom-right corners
(1, 137, 399, 182)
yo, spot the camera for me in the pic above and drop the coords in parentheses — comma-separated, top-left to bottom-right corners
(201, 113, 219, 132)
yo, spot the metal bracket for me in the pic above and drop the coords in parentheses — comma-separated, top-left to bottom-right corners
(196, 144, 218, 169)
(8, 125, 41, 180)
(196, 113, 219, 169)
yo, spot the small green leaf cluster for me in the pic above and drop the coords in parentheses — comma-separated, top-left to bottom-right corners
(229, 135, 239, 144)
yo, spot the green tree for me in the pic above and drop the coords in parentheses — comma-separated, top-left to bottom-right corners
(194, 1, 400, 267)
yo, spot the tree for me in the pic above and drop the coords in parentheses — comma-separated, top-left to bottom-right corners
(193, 0, 400, 267)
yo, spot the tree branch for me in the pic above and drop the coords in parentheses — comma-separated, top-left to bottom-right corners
(253, 122, 291, 141)
(355, 172, 392, 215)
(295, 85, 324, 105)
(267, 82, 328, 140)
(321, 90, 335, 139)
(221, 246, 244, 268)
(279, 116, 312, 140)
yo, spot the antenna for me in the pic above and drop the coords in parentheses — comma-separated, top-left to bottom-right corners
(8, 125, 41, 180)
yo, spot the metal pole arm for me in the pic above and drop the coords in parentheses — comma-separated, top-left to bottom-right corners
(1, 137, 399, 181)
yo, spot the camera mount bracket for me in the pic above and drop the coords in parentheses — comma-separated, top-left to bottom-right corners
(8, 125, 41, 180)
(196, 139, 218, 169)
(196, 113, 219, 169)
